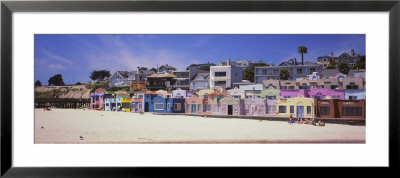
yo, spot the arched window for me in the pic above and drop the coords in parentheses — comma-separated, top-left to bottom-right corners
(314, 92, 323, 99)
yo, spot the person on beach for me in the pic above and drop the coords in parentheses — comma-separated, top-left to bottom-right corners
(311, 119, 316, 125)
(289, 115, 293, 124)
(297, 117, 302, 124)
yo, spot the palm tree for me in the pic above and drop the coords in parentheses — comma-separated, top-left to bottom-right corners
(279, 68, 291, 80)
(297, 46, 308, 65)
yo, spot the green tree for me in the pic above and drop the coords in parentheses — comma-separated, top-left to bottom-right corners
(139, 67, 148, 71)
(242, 62, 268, 82)
(279, 68, 291, 80)
(329, 57, 337, 69)
(338, 62, 351, 75)
(34, 80, 42, 86)
(150, 68, 158, 73)
(297, 46, 308, 65)
(354, 55, 366, 70)
(48, 74, 65, 86)
(90, 70, 111, 81)
(75, 82, 82, 85)
(90, 82, 109, 93)
(325, 66, 337, 69)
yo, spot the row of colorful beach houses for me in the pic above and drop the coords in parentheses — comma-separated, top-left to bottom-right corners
(90, 87, 366, 119)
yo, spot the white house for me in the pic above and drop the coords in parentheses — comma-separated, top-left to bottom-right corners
(209, 59, 243, 89)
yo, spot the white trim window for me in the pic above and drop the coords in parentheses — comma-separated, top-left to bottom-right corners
(167, 103, 170, 110)
(154, 103, 164, 110)
(174, 103, 181, 111)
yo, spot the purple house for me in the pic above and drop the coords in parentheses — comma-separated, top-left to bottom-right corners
(308, 88, 345, 99)
(280, 89, 309, 99)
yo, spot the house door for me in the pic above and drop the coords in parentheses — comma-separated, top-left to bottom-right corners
(251, 106, 256, 116)
(296, 106, 304, 118)
(228, 105, 233, 115)
(145, 102, 149, 112)
(191, 104, 196, 113)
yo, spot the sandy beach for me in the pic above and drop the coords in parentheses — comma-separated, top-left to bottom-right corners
(34, 109, 366, 144)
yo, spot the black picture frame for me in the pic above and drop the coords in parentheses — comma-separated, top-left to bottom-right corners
(1, 0, 399, 177)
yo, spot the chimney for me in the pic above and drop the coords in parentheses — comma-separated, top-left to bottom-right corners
(227, 58, 231, 66)
(351, 49, 355, 56)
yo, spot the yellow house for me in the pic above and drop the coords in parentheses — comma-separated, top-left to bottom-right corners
(317, 61, 331, 69)
(121, 98, 132, 112)
(276, 95, 316, 118)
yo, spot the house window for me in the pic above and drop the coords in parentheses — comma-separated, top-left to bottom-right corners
(349, 96, 358, 100)
(268, 106, 276, 113)
(122, 102, 130, 108)
(96, 97, 99, 101)
(154, 103, 164, 110)
(197, 104, 201, 111)
(307, 106, 312, 114)
(204, 95, 208, 99)
(289, 86, 295, 89)
(279, 106, 286, 113)
(215, 72, 226, 77)
(106, 103, 109, 106)
(204, 104, 211, 112)
(259, 107, 263, 114)
(342, 107, 362, 116)
(215, 81, 226, 86)
(167, 103, 170, 110)
(320, 107, 330, 115)
(234, 105, 238, 113)
(186, 104, 190, 111)
(297, 68, 303, 75)
(214, 105, 220, 112)
(290, 106, 294, 113)
(267, 96, 276, 99)
(281, 86, 287, 90)
(284, 95, 291, 99)
(174, 103, 181, 111)
(139, 103, 142, 109)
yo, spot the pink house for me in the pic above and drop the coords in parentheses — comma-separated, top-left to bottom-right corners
(131, 91, 145, 113)
(280, 89, 309, 99)
(90, 88, 106, 110)
(244, 96, 266, 116)
(308, 88, 345, 99)
(185, 92, 217, 115)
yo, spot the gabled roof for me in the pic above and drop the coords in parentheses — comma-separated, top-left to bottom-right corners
(110, 71, 129, 80)
(193, 73, 210, 81)
(116, 71, 129, 78)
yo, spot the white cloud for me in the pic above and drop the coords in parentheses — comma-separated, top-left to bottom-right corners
(40, 49, 73, 65)
(83, 35, 191, 73)
(48, 63, 66, 71)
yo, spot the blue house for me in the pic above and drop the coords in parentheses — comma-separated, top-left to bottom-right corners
(144, 94, 185, 113)
(104, 94, 115, 111)
(344, 89, 366, 100)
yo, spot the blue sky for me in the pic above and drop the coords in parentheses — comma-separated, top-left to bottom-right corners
(35, 34, 365, 85)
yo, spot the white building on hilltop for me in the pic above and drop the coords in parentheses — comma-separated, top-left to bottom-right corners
(210, 59, 243, 89)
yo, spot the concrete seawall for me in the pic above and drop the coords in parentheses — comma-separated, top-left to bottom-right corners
(153, 113, 366, 126)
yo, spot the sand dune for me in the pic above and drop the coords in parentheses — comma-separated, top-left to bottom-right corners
(34, 109, 365, 144)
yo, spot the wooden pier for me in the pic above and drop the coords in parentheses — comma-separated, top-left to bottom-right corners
(35, 98, 90, 109)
